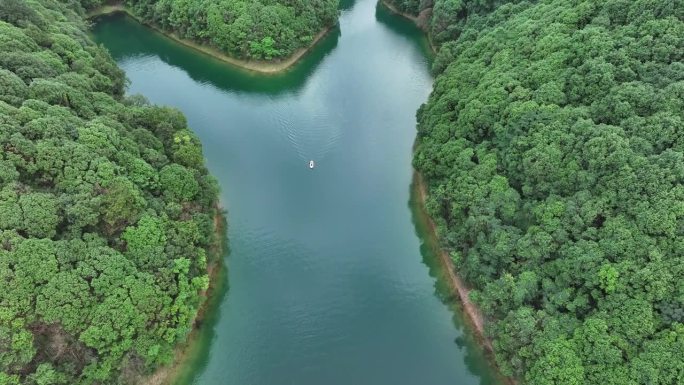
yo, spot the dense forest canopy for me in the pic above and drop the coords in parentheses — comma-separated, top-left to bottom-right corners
(413, 0, 684, 384)
(0, 0, 222, 383)
(83, 0, 340, 61)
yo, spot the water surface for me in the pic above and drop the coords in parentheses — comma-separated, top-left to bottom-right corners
(93, 1, 502, 384)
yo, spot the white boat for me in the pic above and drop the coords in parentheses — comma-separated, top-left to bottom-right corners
(309, 160, 315, 169)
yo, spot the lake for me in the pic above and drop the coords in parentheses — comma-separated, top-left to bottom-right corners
(92, 1, 502, 384)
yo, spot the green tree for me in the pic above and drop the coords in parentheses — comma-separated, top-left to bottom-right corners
(0, 69, 27, 106)
(526, 337, 585, 385)
(414, 0, 684, 383)
(0, 1, 224, 382)
(0, 310, 35, 373)
(101, 177, 145, 229)
(19, 192, 59, 238)
(122, 214, 167, 269)
(160, 163, 199, 201)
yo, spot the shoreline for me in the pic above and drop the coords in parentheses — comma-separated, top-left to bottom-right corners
(141, 205, 228, 385)
(88, 2, 505, 382)
(412, 172, 490, 346)
(380, 0, 420, 24)
(379, 0, 437, 53)
(413, 172, 516, 385)
(395, 0, 510, 380)
(87, 5, 334, 74)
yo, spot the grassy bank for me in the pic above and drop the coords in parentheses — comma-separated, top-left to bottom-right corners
(87, 5, 333, 74)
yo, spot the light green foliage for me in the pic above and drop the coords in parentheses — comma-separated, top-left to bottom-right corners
(0, 373, 20, 385)
(526, 338, 584, 385)
(0, 310, 35, 373)
(0, 0, 222, 383)
(14, 238, 58, 285)
(119, 0, 339, 60)
(250, 36, 281, 61)
(0, 161, 19, 184)
(598, 264, 618, 293)
(172, 130, 203, 169)
(160, 163, 199, 201)
(27, 363, 68, 385)
(415, 0, 684, 383)
(122, 214, 167, 269)
(35, 272, 92, 333)
(0, 187, 21, 231)
(18, 192, 58, 238)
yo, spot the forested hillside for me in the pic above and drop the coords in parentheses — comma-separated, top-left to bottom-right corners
(412, 0, 684, 384)
(385, 0, 528, 44)
(0, 0, 222, 383)
(84, 0, 339, 61)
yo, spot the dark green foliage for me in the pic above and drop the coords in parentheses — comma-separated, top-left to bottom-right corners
(383, 0, 422, 15)
(428, 0, 532, 44)
(385, 0, 530, 44)
(0, 0, 40, 26)
(114, 0, 340, 60)
(415, 0, 684, 383)
(0, 0, 222, 383)
(0, 69, 28, 106)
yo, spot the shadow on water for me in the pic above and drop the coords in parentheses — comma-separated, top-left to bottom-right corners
(339, 0, 357, 11)
(91, 12, 341, 96)
(374, 1, 434, 66)
(170, 258, 230, 385)
(408, 175, 505, 385)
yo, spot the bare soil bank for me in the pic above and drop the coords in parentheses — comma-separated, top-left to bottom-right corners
(414, 172, 516, 385)
(413, 173, 489, 345)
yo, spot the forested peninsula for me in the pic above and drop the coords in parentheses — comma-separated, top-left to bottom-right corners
(394, 0, 684, 384)
(86, 0, 339, 63)
(0, 0, 225, 383)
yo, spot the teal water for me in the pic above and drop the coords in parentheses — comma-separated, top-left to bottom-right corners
(92, 1, 502, 384)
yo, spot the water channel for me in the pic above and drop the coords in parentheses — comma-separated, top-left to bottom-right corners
(92, 1, 502, 384)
